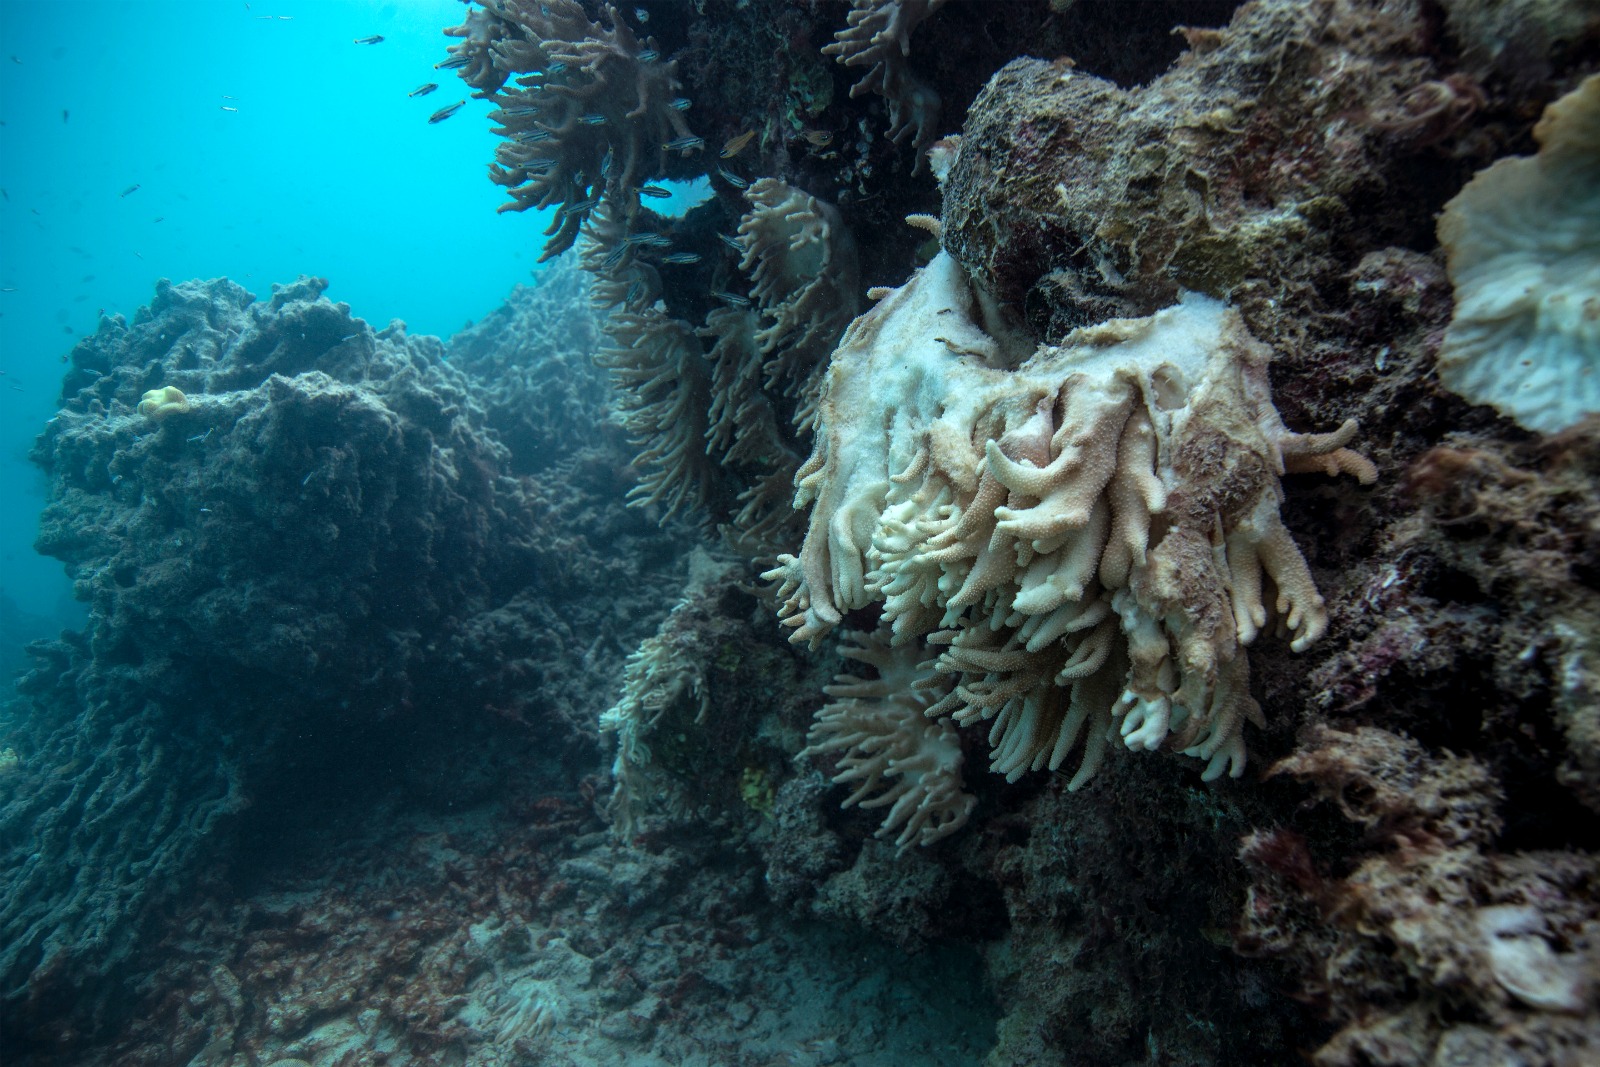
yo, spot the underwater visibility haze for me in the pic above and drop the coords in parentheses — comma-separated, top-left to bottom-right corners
(1, 1, 1598, 1065)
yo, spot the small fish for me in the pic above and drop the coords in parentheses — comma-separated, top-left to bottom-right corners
(721, 130, 755, 158)
(639, 234, 673, 248)
(662, 135, 704, 152)
(153, 217, 164, 223)
(428, 100, 466, 123)
(601, 244, 631, 271)
(600, 150, 614, 177)
(637, 49, 659, 62)
(547, 61, 567, 74)
(718, 233, 744, 252)
(501, 104, 540, 115)
(513, 129, 555, 143)
(435, 54, 472, 70)
(0, 287, 15, 293)
(716, 167, 748, 189)
(713, 290, 751, 307)
(354, 35, 384, 45)
(635, 7, 649, 23)
(580, 113, 607, 125)
(660, 252, 701, 265)
(220, 105, 238, 112)
(623, 232, 660, 245)
(561, 195, 602, 215)
(668, 97, 690, 111)
(223, 94, 236, 99)
(803, 129, 833, 147)
(625, 280, 643, 305)
(409, 83, 439, 97)
(639, 185, 671, 199)
(61, 109, 68, 123)
(120, 184, 140, 197)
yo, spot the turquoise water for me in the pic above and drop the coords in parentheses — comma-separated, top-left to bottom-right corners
(0, 0, 551, 630)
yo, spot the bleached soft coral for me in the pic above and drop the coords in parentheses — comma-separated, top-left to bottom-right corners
(800, 628, 976, 852)
(767, 250, 1373, 786)
(1436, 73, 1600, 433)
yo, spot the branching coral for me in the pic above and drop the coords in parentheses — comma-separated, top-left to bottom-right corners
(767, 249, 1373, 787)
(822, 0, 947, 164)
(800, 628, 976, 852)
(446, 0, 700, 259)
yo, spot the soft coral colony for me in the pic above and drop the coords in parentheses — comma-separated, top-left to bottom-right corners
(442, 0, 1386, 846)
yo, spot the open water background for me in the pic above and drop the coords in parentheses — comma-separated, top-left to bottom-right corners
(0, 0, 553, 643)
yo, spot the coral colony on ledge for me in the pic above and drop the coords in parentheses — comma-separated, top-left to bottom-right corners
(3, 3, 1598, 1066)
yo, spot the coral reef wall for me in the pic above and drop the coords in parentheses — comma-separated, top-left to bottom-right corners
(9, 1, 1600, 1065)
(429, 1, 1600, 1064)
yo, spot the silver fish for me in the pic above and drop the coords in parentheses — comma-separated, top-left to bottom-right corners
(713, 291, 751, 307)
(602, 244, 631, 271)
(637, 49, 659, 62)
(639, 185, 671, 199)
(435, 54, 472, 70)
(662, 135, 704, 152)
(513, 129, 555, 142)
(410, 83, 439, 97)
(547, 61, 567, 74)
(718, 233, 744, 252)
(668, 97, 691, 111)
(580, 113, 607, 125)
(716, 167, 748, 189)
(354, 35, 384, 45)
(562, 195, 602, 215)
(635, 7, 649, 22)
(660, 252, 701, 265)
(428, 100, 466, 123)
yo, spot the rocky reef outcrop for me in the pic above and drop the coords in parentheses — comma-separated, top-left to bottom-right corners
(0, 269, 694, 1056)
